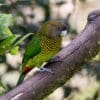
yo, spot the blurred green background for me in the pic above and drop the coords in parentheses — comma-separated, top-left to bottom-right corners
(0, 0, 100, 100)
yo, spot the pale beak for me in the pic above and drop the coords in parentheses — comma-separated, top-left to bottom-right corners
(61, 30, 67, 37)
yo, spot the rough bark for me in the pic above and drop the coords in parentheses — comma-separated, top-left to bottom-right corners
(1, 10, 100, 100)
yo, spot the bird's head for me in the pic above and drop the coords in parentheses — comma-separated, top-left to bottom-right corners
(39, 20, 67, 39)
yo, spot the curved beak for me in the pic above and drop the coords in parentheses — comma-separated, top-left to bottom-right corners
(61, 30, 67, 37)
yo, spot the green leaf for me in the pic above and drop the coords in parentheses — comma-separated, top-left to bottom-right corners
(12, 33, 33, 47)
(0, 14, 14, 40)
(0, 81, 5, 89)
(0, 81, 7, 96)
(0, 14, 13, 28)
(9, 46, 19, 55)
(8, 33, 33, 55)
(0, 35, 19, 55)
(0, 14, 33, 55)
(0, 27, 13, 40)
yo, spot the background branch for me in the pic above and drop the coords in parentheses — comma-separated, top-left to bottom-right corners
(1, 11, 100, 100)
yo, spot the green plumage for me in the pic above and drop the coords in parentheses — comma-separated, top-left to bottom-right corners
(17, 20, 67, 85)
(23, 35, 61, 68)
(22, 34, 41, 67)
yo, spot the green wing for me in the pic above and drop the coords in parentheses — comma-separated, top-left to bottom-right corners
(22, 34, 41, 66)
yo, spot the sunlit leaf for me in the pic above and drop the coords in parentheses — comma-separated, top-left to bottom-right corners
(9, 46, 19, 55)
(0, 14, 13, 28)
(0, 35, 18, 55)
(0, 27, 13, 40)
(0, 14, 14, 40)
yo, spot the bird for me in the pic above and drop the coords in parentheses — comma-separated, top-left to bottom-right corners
(17, 20, 67, 85)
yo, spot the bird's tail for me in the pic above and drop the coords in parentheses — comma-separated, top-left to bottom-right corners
(16, 72, 25, 86)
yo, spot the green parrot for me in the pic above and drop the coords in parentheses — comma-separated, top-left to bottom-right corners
(17, 20, 67, 85)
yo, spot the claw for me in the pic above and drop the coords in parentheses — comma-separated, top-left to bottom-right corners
(48, 56, 62, 63)
(40, 68, 54, 74)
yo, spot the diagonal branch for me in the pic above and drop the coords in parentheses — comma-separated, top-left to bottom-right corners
(1, 10, 100, 100)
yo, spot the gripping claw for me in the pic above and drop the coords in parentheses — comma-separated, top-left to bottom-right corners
(40, 68, 54, 74)
(48, 56, 62, 63)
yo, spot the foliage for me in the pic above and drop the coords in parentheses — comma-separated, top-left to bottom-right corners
(0, 81, 5, 89)
(0, 14, 33, 55)
(0, 81, 6, 96)
(0, 14, 33, 93)
(0, 14, 13, 40)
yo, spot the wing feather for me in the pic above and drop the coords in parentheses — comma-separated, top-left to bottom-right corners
(22, 34, 41, 66)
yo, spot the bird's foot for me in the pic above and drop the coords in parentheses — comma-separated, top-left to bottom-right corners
(40, 68, 54, 74)
(48, 56, 62, 64)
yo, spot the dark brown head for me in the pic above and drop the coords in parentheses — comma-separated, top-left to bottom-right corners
(39, 20, 67, 39)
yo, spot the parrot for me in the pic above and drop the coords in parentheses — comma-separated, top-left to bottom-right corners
(17, 20, 67, 85)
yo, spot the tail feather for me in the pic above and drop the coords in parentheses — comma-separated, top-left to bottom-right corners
(17, 67, 32, 86)
(17, 72, 25, 86)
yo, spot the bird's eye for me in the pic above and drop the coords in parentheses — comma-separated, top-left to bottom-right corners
(62, 26, 67, 30)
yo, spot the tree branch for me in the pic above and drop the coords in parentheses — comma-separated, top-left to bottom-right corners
(1, 10, 100, 100)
